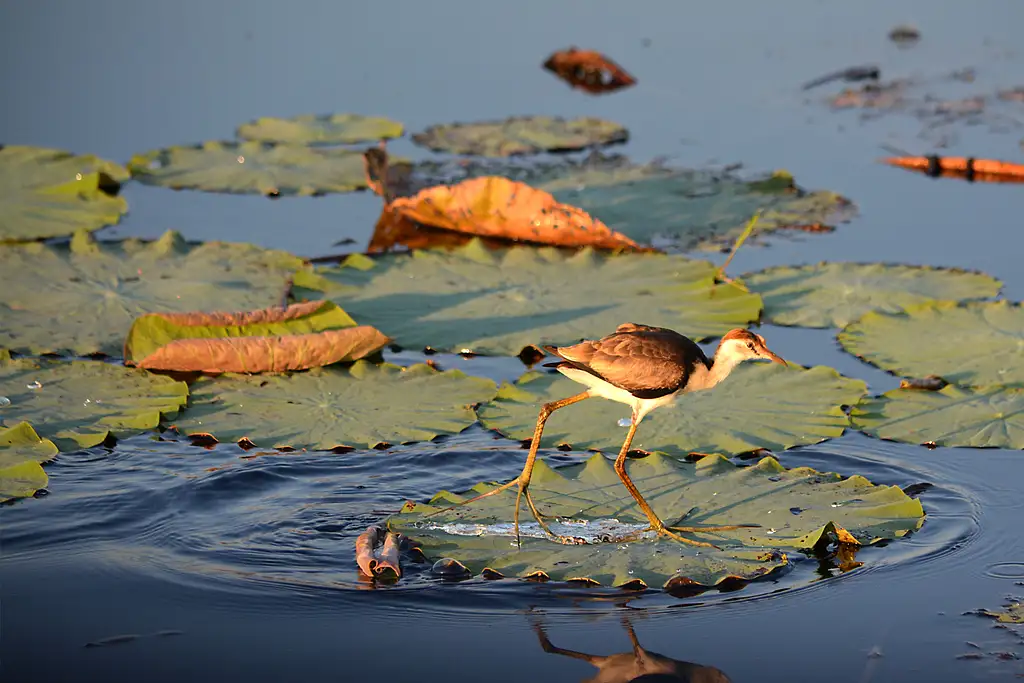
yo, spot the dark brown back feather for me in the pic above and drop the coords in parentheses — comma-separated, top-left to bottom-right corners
(544, 323, 709, 399)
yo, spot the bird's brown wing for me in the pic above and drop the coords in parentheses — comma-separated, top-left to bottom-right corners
(547, 326, 707, 398)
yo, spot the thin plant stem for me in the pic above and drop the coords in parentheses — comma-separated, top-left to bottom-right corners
(715, 210, 762, 285)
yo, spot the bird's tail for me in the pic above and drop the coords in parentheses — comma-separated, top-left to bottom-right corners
(541, 344, 565, 369)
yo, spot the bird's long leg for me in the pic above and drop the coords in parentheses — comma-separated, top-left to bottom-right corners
(426, 392, 592, 547)
(612, 418, 755, 548)
(512, 391, 592, 547)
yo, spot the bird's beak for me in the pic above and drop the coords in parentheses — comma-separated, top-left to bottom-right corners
(763, 348, 788, 366)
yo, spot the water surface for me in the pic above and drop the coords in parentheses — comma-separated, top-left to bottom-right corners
(3, 1, 1024, 680)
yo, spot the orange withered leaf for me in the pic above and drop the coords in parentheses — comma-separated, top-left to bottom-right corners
(125, 301, 390, 373)
(881, 155, 1024, 182)
(355, 525, 402, 578)
(543, 47, 637, 94)
(386, 176, 644, 250)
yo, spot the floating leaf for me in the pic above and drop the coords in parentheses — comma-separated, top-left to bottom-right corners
(355, 525, 402, 578)
(127, 141, 379, 196)
(411, 116, 628, 157)
(542, 47, 637, 94)
(838, 301, 1024, 388)
(0, 230, 303, 357)
(0, 145, 129, 242)
(541, 166, 856, 251)
(743, 262, 1001, 328)
(976, 600, 1024, 624)
(124, 301, 390, 373)
(389, 451, 923, 588)
(383, 176, 642, 250)
(881, 155, 1024, 183)
(0, 422, 58, 502)
(852, 385, 1024, 449)
(236, 113, 403, 145)
(478, 363, 866, 457)
(171, 362, 496, 450)
(0, 358, 188, 452)
(296, 239, 761, 355)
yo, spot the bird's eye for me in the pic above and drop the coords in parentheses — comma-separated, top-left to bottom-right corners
(747, 343, 755, 350)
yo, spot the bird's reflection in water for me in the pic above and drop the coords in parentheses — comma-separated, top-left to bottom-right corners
(533, 615, 732, 683)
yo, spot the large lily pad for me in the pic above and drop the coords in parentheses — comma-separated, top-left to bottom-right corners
(127, 141, 373, 196)
(0, 145, 129, 242)
(743, 262, 1001, 328)
(411, 116, 628, 157)
(838, 301, 1024, 387)
(236, 113, 404, 145)
(852, 384, 1024, 449)
(296, 239, 761, 355)
(478, 363, 866, 457)
(0, 358, 189, 452)
(389, 451, 924, 588)
(540, 166, 856, 251)
(0, 422, 58, 502)
(0, 229, 303, 356)
(171, 362, 496, 450)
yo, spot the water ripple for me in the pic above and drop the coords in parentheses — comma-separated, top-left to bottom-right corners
(0, 429, 983, 619)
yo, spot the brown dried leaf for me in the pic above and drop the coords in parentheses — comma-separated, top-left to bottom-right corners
(386, 176, 644, 250)
(355, 525, 402, 578)
(136, 326, 389, 373)
(543, 47, 637, 94)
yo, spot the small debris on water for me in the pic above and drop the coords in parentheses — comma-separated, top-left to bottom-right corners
(26, 381, 42, 390)
(0, 396, 10, 407)
(617, 417, 631, 427)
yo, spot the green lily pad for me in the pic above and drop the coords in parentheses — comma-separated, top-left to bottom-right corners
(411, 116, 628, 157)
(127, 141, 374, 196)
(0, 229, 303, 357)
(389, 451, 924, 588)
(852, 384, 1024, 449)
(0, 358, 189, 452)
(236, 113, 404, 145)
(0, 145, 129, 242)
(976, 600, 1024, 624)
(743, 262, 1001, 328)
(478, 363, 866, 457)
(171, 362, 496, 450)
(540, 166, 856, 251)
(295, 239, 762, 355)
(838, 301, 1024, 388)
(0, 422, 58, 502)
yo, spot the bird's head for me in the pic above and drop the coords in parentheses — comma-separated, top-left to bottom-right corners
(715, 329, 787, 367)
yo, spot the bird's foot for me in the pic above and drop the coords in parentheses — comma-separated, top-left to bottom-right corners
(522, 491, 589, 546)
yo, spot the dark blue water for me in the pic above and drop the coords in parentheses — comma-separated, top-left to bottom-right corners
(3, 1, 1024, 681)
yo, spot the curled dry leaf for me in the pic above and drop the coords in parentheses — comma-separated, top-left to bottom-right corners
(881, 155, 1024, 182)
(125, 300, 390, 373)
(354, 525, 402, 578)
(384, 176, 643, 250)
(543, 47, 637, 94)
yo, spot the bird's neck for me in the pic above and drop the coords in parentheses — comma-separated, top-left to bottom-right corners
(704, 351, 745, 389)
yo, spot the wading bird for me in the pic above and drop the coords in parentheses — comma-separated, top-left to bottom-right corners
(453, 324, 787, 548)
